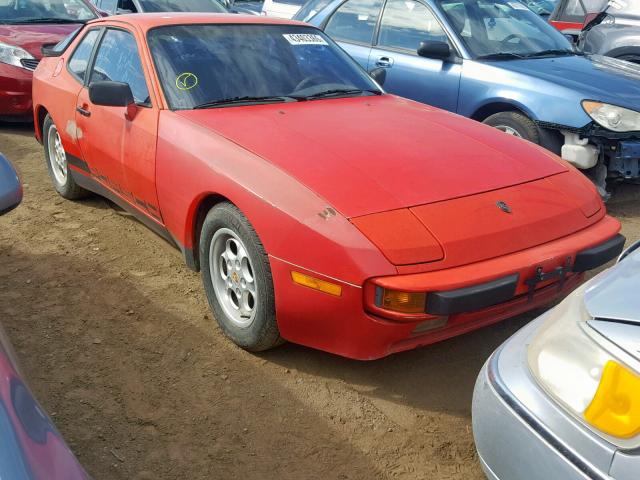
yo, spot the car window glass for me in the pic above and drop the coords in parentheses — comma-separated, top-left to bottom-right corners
(90, 29, 150, 104)
(118, 0, 138, 11)
(293, 0, 333, 21)
(325, 0, 383, 45)
(378, 0, 448, 51)
(147, 24, 380, 110)
(68, 29, 100, 82)
(0, 0, 96, 22)
(559, 0, 607, 20)
(137, 0, 227, 12)
(100, 0, 118, 12)
(439, 0, 572, 57)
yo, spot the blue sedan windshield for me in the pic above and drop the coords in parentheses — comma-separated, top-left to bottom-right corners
(438, 0, 574, 58)
(147, 24, 380, 109)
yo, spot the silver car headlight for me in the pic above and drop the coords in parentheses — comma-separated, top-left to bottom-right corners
(528, 284, 640, 448)
(582, 100, 640, 132)
(0, 41, 34, 69)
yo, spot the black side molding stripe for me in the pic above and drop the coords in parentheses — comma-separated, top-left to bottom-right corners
(66, 153, 90, 173)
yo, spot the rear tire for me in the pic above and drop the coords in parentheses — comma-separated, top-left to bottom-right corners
(200, 202, 282, 352)
(43, 114, 89, 200)
(483, 111, 541, 144)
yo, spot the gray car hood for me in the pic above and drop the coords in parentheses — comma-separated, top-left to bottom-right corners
(496, 54, 640, 110)
(585, 245, 640, 323)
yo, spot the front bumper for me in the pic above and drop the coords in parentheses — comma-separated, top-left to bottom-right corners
(540, 120, 640, 179)
(0, 63, 33, 118)
(472, 318, 615, 480)
(270, 215, 622, 360)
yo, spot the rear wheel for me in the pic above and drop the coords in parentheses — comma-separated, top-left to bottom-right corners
(200, 202, 282, 352)
(43, 114, 88, 200)
(483, 111, 541, 144)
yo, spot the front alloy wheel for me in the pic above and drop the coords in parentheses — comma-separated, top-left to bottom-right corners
(200, 202, 282, 351)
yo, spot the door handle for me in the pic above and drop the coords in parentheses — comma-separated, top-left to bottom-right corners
(375, 56, 394, 68)
(76, 106, 91, 117)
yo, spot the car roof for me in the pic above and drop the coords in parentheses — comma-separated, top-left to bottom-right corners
(86, 12, 307, 31)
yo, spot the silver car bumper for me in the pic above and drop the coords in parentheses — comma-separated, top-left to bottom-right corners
(472, 317, 615, 480)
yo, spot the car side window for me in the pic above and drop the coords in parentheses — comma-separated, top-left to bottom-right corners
(99, 0, 118, 13)
(378, 0, 448, 52)
(90, 29, 150, 105)
(325, 0, 383, 45)
(68, 29, 100, 82)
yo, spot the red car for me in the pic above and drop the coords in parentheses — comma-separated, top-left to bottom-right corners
(0, 0, 100, 120)
(32, 13, 624, 360)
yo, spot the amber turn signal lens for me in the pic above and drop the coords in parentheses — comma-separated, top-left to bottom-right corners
(584, 361, 640, 439)
(376, 287, 427, 314)
(291, 271, 342, 297)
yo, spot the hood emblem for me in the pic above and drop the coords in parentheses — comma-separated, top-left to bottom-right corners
(496, 201, 512, 214)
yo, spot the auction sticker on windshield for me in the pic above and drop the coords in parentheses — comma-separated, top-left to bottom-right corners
(283, 33, 328, 45)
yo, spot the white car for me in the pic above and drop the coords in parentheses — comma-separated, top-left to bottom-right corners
(260, 0, 305, 18)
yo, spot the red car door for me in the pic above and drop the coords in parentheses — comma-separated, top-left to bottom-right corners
(75, 26, 162, 222)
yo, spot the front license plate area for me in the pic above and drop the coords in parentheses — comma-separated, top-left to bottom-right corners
(524, 257, 572, 301)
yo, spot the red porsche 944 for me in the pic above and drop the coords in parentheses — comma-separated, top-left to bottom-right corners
(32, 13, 623, 360)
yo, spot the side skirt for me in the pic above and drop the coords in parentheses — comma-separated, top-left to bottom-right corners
(70, 168, 189, 259)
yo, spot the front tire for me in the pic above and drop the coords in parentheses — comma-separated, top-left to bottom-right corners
(43, 114, 88, 200)
(483, 111, 540, 144)
(200, 202, 282, 352)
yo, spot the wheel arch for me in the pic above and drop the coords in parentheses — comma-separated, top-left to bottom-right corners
(607, 46, 640, 63)
(185, 192, 236, 272)
(34, 105, 49, 144)
(470, 100, 535, 122)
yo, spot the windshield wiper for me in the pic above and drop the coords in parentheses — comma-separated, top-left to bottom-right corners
(5, 17, 87, 24)
(476, 52, 525, 60)
(521, 49, 578, 58)
(193, 95, 299, 109)
(302, 88, 382, 100)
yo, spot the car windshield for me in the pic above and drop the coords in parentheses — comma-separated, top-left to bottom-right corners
(147, 24, 381, 110)
(437, 0, 574, 58)
(0, 0, 96, 23)
(138, 0, 226, 12)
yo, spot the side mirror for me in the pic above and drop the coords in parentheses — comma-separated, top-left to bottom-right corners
(417, 40, 452, 61)
(41, 43, 61, 57)
(89, 81, 134, 107)
(369, 67, 386, 87)
(0, 154, 22, 216)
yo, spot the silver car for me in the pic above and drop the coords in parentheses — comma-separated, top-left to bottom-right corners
(579, 0, 640, 64)
(473, 240, 640, 480)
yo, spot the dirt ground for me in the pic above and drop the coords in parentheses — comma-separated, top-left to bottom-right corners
(1, 124, 639, 480)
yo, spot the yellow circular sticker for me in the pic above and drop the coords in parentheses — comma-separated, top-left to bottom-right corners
(176, 72, 198, 91)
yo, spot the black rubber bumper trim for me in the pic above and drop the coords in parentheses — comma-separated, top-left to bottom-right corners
(573, 234, 626, 273)
(426, 273, 520, 316)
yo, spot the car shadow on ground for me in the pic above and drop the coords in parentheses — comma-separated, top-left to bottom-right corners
(0, 247, 387, 480)
(261, 307, 543, 417)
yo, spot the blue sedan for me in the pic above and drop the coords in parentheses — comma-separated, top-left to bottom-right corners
(301, 0, 640, 196)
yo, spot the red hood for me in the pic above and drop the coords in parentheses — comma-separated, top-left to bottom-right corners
(178, 95, 568, 218)
(0, 24, 80, 58)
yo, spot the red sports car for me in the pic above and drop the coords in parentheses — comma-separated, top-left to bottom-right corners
(0, 0, 100, 120)
(32, 13, 624, 360)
